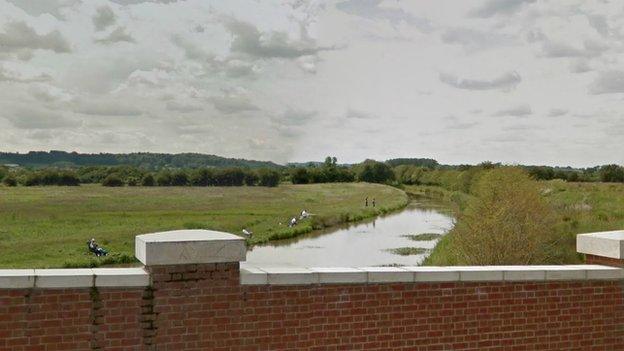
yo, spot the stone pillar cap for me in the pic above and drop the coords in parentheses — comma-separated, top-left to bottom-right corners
(135, 229, 246, 266)
(577, 230, 624, 259)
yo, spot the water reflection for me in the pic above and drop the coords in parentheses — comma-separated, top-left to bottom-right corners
(246, 198, 454, 267)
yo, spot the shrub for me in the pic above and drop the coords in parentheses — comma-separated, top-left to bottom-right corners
(599, 164, 624, 183)
(355, 160, 394, 183)
(102, 174, 124, 187)
(39, 170, 61, 185)
(257, 169, 280, 187)
(2, 175, 17, 187)
(243, 171, 259, 186)
(290, 168, 309, 184)
(22, 172, 42, 186)
(141, 174, 155, 186)
(190, 168, 215, 186)
(215, 168, 245, 186)
(170, 170, 189, 186)
(156, 171, 172, 186)
(447, 167, 563, 265)
(57, 171, 80, 186)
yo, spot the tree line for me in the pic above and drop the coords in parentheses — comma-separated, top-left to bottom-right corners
(0, 166, 280, 188)
(0, 151, 280, 169)
(3, 156, 624, 188)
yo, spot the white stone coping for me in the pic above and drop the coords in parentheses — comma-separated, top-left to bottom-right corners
(1, 264, 621, 289)
(239, 264, 624, 285)
(0, 268, 149, 289)
(577, 230, 624, 259)
(135, 229, 246, 266)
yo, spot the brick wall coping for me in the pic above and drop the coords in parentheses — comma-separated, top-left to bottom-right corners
(0, 267, 149, 289)
(240, 263, 624, 285)
(577, 230, 624, 259)
(1, 264, 620, 289)
(136, 229, 246, 266)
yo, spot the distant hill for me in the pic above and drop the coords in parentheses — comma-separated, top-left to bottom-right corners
(0, 151, 282, 169)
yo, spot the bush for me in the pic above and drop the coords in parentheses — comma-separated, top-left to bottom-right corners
(215, 168, 245, 186)
(102, 174, 124, 187)
(355, 160, 394, 183)
(190, 168, 215, 186)
(2, 175, 17, 187)
(446, 167, 563, 265)
(244, 171, 259, 186)
(257, 169, 280, 187)
(290, 168, 309, 184)
(156, 171, 172, 186)
(57, 171, 80, 186)
(599, 164, 624, 183)
(170, 170, 189, 186)
(22, 172, 42, 186)
(141, 174, 155, 186)
(394, 165, 430, 185)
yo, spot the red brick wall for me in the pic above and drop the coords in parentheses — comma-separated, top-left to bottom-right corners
(586, 254, 624, 267)
(2, 263, 623, 351)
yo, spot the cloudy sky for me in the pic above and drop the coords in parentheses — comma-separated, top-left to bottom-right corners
(0, 0, 623, 166)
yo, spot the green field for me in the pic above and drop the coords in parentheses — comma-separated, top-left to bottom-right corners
(0, 183, 408, 268)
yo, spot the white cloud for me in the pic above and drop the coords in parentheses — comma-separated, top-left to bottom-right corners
(95, 27, 135, 45)
(470, 0, 535, 18)
(5, 0, 79, 19)
(588, 71, 624, 94)
(440, 71, 521, 91)
(345, 109, 375, 119)
(166, 100, 203, 113)
(73, 100, 142, 116)
(548, 109, 568, 117)
(441, 28, 512, 51)
(335, 0, 432, 32)
(492, 104, 532, 117)
(7, 108, 77, 129)
(224, 18, 332, 59)
(207, 93, 259, 114)
(0, 65, 51, 83)
(0, 21, 70, 58)
(93, 6, 116, 32)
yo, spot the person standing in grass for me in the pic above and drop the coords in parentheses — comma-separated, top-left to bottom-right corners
(372, 198, 376, 208)
(365, 197, 368, 207)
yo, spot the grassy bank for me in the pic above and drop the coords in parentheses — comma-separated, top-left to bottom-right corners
(0, 183, 407, 268)
(409, 180, 624, 265)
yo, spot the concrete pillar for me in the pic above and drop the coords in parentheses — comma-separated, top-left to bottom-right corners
(577, 230, 624, 267)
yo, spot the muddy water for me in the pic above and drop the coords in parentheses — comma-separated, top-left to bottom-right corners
(245, 198, 454, 267)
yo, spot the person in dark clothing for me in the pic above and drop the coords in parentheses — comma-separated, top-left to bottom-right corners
(87, 238, 108, 257)
(372, 198, 376, 208)
(365, 197, 368, 207)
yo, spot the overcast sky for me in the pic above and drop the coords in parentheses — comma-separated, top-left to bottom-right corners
(1, 0, 623, 166)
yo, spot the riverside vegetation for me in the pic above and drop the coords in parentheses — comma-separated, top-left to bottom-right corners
(403, 166, 624, 265)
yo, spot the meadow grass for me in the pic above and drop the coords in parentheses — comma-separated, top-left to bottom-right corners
(0, 183, 408, 268)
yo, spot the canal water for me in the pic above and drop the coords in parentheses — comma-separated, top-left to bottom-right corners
(245, 198, 454, 267)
